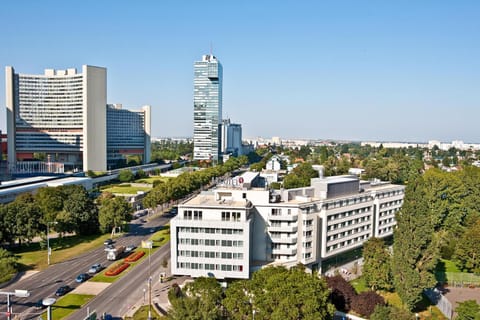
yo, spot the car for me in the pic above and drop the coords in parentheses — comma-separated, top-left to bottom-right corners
(75, 273, 90, 283)
(88, 263, 103, 274)
(125, 244, 136, 252)
(34, 299, 46, 310)
(55, 285, 71, 296)
(104, 239, 113, 246)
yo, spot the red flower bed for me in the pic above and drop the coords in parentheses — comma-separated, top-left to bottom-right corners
(105, 262, 130, 276)
(125, 251, 145, 262)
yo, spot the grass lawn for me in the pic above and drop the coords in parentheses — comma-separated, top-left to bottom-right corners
(14, 233, 117, 271)
(40, 294, 94, 320)
(102, 185, 151, 194)
(136, 176, 171, 184)
(350, 276, 368, 293)
(124, 305, 166, 320)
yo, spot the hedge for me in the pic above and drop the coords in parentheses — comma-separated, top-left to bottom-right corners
(125, 251, 145, 263)
(105, 262, 130, 276)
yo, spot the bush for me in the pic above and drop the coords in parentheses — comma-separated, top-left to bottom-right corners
(124, 251, 145, 262)
(105, 262, 130, 276)
(0, 249, 17, 283)
(351, 291, 385, 318)
(326, 275, 356, 311)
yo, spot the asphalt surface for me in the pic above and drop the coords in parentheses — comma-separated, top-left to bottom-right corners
(66, 242, 171, 320)
(0, 211, 173, 320)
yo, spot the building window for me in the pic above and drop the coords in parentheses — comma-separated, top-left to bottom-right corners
(221, 211, 231, 221)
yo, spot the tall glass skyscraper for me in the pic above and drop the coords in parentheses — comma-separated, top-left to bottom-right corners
(193, 54, 222, 161)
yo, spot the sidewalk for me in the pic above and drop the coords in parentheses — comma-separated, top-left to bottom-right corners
(123, 259, 188, 318)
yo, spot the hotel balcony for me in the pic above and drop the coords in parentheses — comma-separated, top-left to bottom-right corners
(272, 247, 297, 256)
(268, 214, 298, 222)
(268, 225, 298, 233)
(271, 236, 297, 244)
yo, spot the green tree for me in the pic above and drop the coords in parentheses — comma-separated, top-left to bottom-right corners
(362, 237, 393, 291)
(10, 193, 43, 244)
(453, 217, 480, 273)
(35, 186, 65, 223)
(224, 265, 334, 320)
(118, 169, 135, 182)
(392, 176, 440, 310)
(62, 185, 98, 235)
(0, 248, 18, 283)
(283, 163, 318, 189)
(98, 196, 133, 233)
(168, 277, 224, 320)
(456, 300, 480, 320)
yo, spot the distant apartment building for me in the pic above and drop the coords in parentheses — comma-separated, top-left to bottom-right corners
(220, 118, 242, 156)
(193, 54, 222, 162)
(171, 172, 405, 279)
(5, 66, 150, 172)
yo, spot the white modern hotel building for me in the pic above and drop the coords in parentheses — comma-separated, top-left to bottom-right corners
(170, 172, 405, 279)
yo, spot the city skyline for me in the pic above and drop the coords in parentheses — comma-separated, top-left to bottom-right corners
(1, 1, 479, 142)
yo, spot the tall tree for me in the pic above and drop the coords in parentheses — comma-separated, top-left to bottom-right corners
(455, 300, 480, 320)
(392, 176, 440, 310)
(224, 265, 334, 320)
(168, 277, 224, 320)
(98, 196, 133, 233)
(453, 217, 480, 273)
(362, 237, 393, 291)
(62, 185, 98, 235)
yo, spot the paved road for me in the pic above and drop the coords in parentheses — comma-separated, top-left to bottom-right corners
(0, 212, 172, 320)
(66, 242, 171, 320)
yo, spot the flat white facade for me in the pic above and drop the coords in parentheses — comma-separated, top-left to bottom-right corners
(171, 172, 405, 279)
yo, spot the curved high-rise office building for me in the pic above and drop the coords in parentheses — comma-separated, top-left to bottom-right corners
(5, 65, 151, 172)
(193, 54, 222, 162)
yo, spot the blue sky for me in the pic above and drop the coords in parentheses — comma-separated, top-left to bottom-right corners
(1, 1, 479, 142)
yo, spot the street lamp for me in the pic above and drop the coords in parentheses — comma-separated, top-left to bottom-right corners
(0, 289, 30, 320)
(144, 240, 153, 320)
(47, 221, 58, 265)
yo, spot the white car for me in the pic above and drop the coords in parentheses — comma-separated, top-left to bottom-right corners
(88, 263, 103, 274)
(125, 245, 136, 252)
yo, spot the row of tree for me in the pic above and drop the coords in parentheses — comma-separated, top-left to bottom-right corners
(0, 184, 132, 246)
(167, 265, 335, 320)
(360, 167, 480, 311)
(142, 156, 248, 209)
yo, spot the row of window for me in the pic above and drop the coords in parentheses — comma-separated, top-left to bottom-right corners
(177, 250, 244, 259)
(379, 199, 403, 208)
(177, 227, 244, 235)
(327, 234, 370, 252)
(377, 189, 404, 199)
(327, 225, 370, 241)
(378, 226, 393, 234)
(379, 208, 398, 217)
(221, 211, 241, 221)
(325, 196, 372, 210)
(183, 210, 203, 220)
(327, 216, 370, 231)
(327, 207, 371, 221)
(177, 262, 244, 272)
(379, 218, 394, 226)
(178, 238, 244, 247)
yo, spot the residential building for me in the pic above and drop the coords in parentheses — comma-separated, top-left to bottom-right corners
(171, 172, 405, 279)
(193, 54, 222, 162)
(5, 66, 150, 172)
